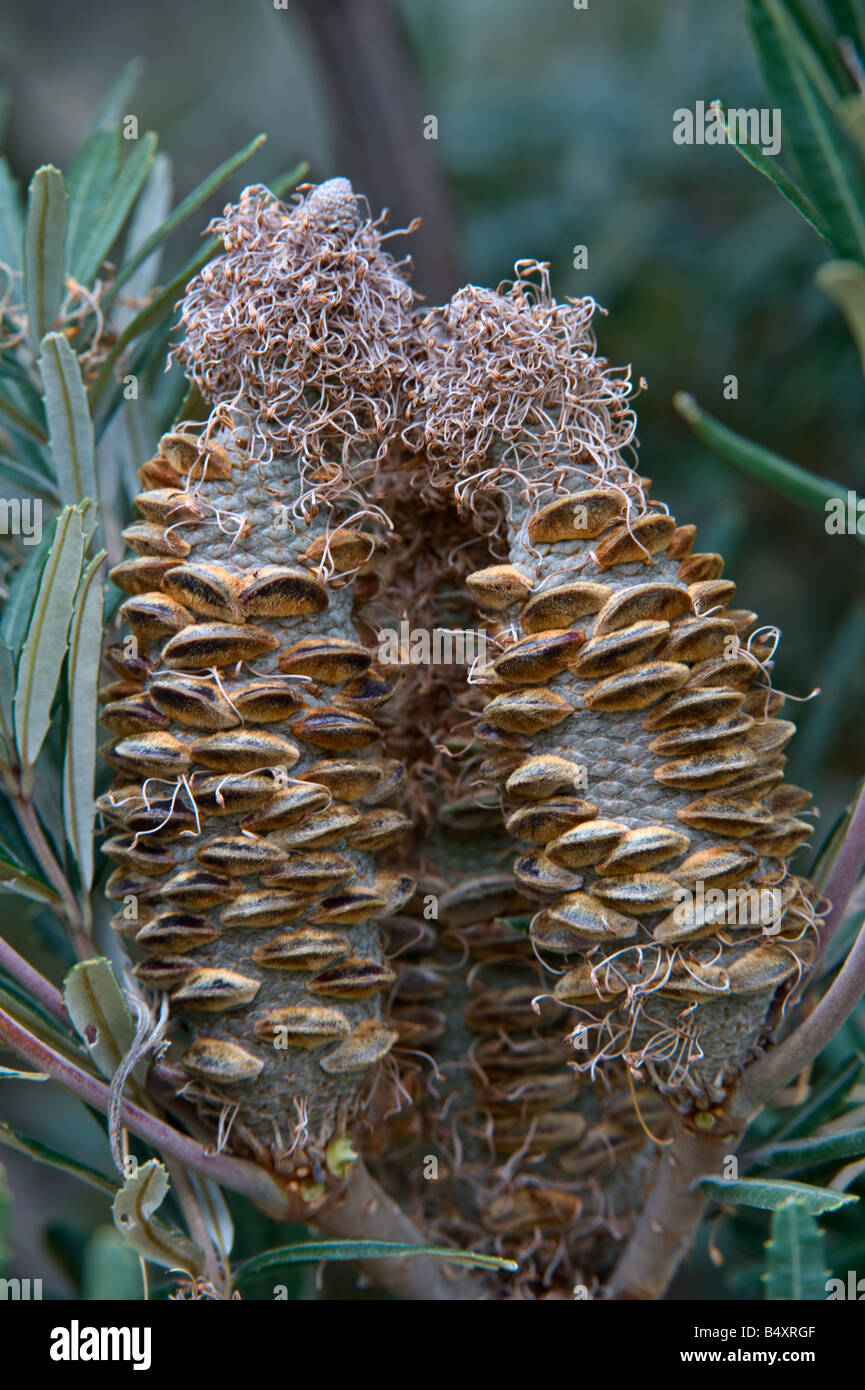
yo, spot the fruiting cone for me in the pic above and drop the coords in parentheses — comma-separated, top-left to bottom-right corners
(99, 180, 418, 1188)
(409, 264, 823, 1118)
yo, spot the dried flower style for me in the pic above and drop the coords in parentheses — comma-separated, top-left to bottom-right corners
(175, 179, 418, 518)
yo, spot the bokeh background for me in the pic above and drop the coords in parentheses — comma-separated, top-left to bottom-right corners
(0, 0, 862, 1299)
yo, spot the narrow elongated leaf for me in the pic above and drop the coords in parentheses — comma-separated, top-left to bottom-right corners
(764, 1198, 828, 1299)
(73, 132, 157, 288)
(674, 393, 864, 524)
(116, 152, 173, 323)
(89, 59, 144, 134)
(0, 525, 53, 650)
(0, 1066, 48, 1080)
(0, 389, 48, 444)
(187, 1173, 234, 1262)
(24, 166, 68, 344)
(105, 134, 270, 303)
(752, 1125, 865, 1171)
(0, 853, 60, 906)
(748, 0, 865, 259)
(825, 0, 865, 50)
(0, 453, 59, 498)
(771, 1055, 863, 1141)
(63, 957, 142, 1082)
(63, 554, 105, 892)
(82, 1227, 143, 1300)
(65, 129, 120, 281)
(816, 259, 865, 374)
(0, 642, 14, 759)
(700, 1175, 858, 1213)
(112, 1160, 203, 1274)
(0, 156, 23, 274)
(0, 1119, 116, 1195)
(237, 1240, 519, 1280)
(717, 102, 831, 241)
(13, 505, 86, 771)
(39, 332, 98, 510)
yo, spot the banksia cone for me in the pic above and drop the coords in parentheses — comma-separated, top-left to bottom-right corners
(409, 264, 824, 1118)
(99, 180, 419, 1189)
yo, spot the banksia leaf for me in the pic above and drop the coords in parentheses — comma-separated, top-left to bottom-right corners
(112, 1159, 204, 1273)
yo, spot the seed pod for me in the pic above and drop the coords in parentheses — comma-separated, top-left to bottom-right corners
(278, 637, 371, 684)
(506, 754, 586, 801)
(676, 796, 774, 837)
(159, 431, 233, 479)
(592, 583, 691, 634)
(277, 804, 363, 848)
(252, 1005, 352, 1048)
(291, 707, 380, 751)
(493, 629, 585, 683)
(162, 564, 244, 621)
(546, 819, 628, 867)
(593, 513, 677, 567)
(483, 687, 575, 733)
(252, 930, 352, 971)
(689, 578, 737, 613)
(150, 674, 241, 729)
(136, 912, 221, 953)
(99, 696, 170, 735)
(259, 852, 355, 892)
(657, 616, 737, 663)
(182, 1038, 265, 1083)
(505, 798, 598, 844)
(582, 661, 689, 712)
(519, 581, 612, 633)
(307, 957, 396, 999)
(119, 592, 194, 640)
(554, 962, 626, 1006)
(111, 732, 191, 777)
(109, 556, 177, 595)
(527, 489, 624, 542)
(653, 746, 756, 790)
(513, 852, 584, 894)
(647, 714, 753, 756)
(345, 809, 413, 851)
(171, 967, 261, 1011)
(230, 681, 308, 723)
(240, 566, 329, 617)
(133, 488, 204, 525)
(594, 825, 691, 874)
(162, 622, 278, 669)
(677, 552, 724, 583)
(195, 835, 287, 875)
(531, 893, 639, 944)
(466, 564, 533, 609)
(160, 868, 242, 908)
(301, 758, 383, 800)
(122, 521, 192, 558)
(671, 845, 760, 890)
(239, 784, 332, 831)
(189, 730, 300, 773)
(220, 890, 313, 928)
(299, 530, 386, 572)
(319, 1019, 399, 1074)
(571, 620, 671, 677)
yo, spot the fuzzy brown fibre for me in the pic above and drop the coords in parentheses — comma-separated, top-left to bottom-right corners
(175, 180, 418, 518)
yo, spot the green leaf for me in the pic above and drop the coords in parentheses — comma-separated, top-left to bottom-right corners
(82, 1227, 143, 1300)
(0, 1119, 116, 1195)
(105, 134, 270, 304)
(73, 132, 157, 288)
(816, 259, 865, 374)
(764, 1197, 828, 1299)
(236, 1239, 519, 1282)
(63, 554, 105, 893)
(0, 524, 53, 651)
(824, 0, 865, 49)
(65, 129, 120, 283)
(699, 1175, 859, 1214)
(88, 60, 144, 135)
(112, 1159, 203, 1275)
(0, 1065, 49, 1080)
(0, 388, 48, 445)
(63, 957, 141, 1082)
(717, 102, 831, 242)
(13, 505, 86, 771)
(117, 152, 173, 318)
(752, 1125, 865, 1172)
(0, 453, 60, 499)
(186, 1173, 233, 1262)
(673, 392, 864, 523)
(12, 508, 86, 778)
(39, 332, 98, 511)
(748, 0, 865, 259)
(0, 156, 23, 275)
(770, 1054, 863, 1141)
(24, 166, 68, 345)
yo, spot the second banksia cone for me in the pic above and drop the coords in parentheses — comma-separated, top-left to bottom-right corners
(409, 263, 824, 1115)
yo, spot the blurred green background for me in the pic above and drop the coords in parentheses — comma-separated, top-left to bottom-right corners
(0, 0, 862, 1298)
